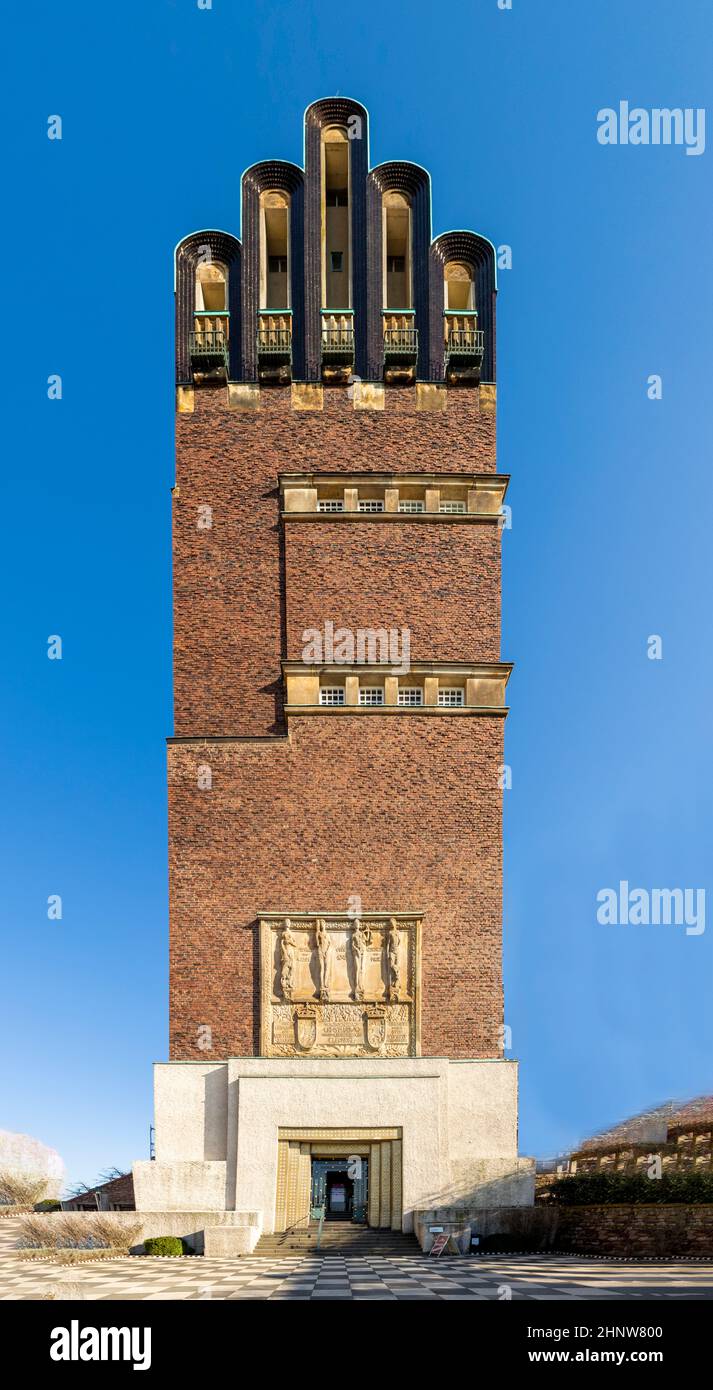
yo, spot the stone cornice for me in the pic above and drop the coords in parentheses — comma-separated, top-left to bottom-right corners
(281, 472, 508, 521)
(283, 660, 511, 716)
(280, 471, 509, 489)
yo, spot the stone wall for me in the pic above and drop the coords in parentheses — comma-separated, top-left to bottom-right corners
(414, 1204, 713, 1256)
(21, 1210, 261, 1256)
(136, 1057, 532, 1231)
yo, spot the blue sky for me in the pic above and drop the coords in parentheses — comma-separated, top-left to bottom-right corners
(2, 0, 711, 1190)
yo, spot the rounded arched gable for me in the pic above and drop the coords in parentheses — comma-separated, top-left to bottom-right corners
(175, 230, 242, 384)
(429, 231, 497, 382)
(367, 162, 431, 381)
(241, 161, 305, 382)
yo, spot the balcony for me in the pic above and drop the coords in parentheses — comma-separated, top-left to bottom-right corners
(383, 312, 418, 383)
(321, 311, 354, 380)
(190, 314, 229, 380)
(257, 312, 292, 382)
(444, 312, 484, 382)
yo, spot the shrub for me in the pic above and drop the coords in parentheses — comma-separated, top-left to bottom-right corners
(34, 1200, 61, 1213)
(0, 1171, 49, 1209)
(548, 1171, 713, 1205)
(143, 1236, 188, 1257)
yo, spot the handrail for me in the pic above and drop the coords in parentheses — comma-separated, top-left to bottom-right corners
(316, 1205, 326, 1250)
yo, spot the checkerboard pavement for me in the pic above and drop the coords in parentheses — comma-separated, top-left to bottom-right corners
(2, 1244, 713, 1300)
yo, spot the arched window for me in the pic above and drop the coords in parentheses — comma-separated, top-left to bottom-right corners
(383, 192, 412, 309)
(192, 260, 229, 378)
(322, 127, 351, 309)
(195, 260, 228, 312)
(444, 261, 475, 312)
(260, 190, 290, 310)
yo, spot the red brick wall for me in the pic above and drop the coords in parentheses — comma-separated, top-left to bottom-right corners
(168, 715, 504, 1060)
(171, 382, 504, 1060)
(285, 521, 501, 663)
(174, 385, 497, 736)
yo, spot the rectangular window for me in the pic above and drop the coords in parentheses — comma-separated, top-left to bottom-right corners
(268, 255, 287, 274)
(330, 251, 344, 272)
(326, 189, 348, 207)
(358, 499, 384, 513)
(319, 686, 345, 706)
(438, 687, 465, 707)
(387, 255, 405, 273)
(439, 500, 466, 514)
(397, 687, 424, 707)
(317, 499, 344, 513)
(398, 500, 425, 514)
(359, 687, 384, 706)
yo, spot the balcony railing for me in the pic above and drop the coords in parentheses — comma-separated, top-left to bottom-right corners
(446, 328, 484, 356)
(190, 329, 228, 355)
(189, 318, 229, 377)
(321, 312, 355, 362)
(190, 312, 229, 374)
(383, 313, 418, 360)
(444, 313, 484, 365)
(257, 313, 292, 360)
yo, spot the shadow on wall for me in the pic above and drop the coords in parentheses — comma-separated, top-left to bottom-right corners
(418, 1159, 535, 1211)
(203, 1068, 229, 1161)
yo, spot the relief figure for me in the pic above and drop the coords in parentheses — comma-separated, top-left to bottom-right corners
(351, 918, 371, 1001)
(280, 919, 298, 1001)
(315, 917, 334, 1001)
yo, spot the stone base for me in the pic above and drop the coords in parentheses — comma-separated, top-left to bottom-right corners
(134, 1057, 534, 1236)
(133, 1160, 227, 1212)
(204, 1223, 261, 1257)
(35, 1210, 262, 1254)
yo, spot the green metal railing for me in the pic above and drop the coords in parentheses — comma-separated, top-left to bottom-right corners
(445, 327, 484, 359)
(383, 327, 418, 357)
(189, 330, 229, 369)
(257, 327, 292, 356)
(321, 328, 355, 356)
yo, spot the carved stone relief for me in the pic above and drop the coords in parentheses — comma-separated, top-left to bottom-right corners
(259, 915, 422, 1058)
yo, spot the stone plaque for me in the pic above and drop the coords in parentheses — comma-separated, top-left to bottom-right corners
(258, 914, 422, 1058)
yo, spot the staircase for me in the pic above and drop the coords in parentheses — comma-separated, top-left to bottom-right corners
(254, 1222, 423, 1258)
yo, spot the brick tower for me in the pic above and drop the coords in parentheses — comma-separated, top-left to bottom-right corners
(133, 97, 533, 1245)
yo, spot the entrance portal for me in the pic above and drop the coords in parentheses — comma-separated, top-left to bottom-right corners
(311, 1157, 368, 1223)
(275, 1129, 402, 1232)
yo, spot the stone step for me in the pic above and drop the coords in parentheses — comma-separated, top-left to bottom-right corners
(254, 1227, 422, 1257)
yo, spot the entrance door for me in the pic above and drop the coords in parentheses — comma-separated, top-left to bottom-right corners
(326, 1172, 353, 1220)
(311, 1157, 369, 1224)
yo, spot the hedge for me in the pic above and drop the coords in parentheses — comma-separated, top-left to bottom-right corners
(548, 1171, 713, 1205)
